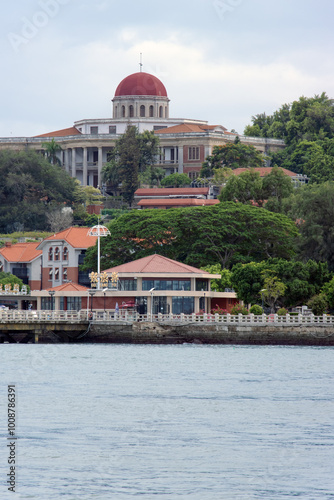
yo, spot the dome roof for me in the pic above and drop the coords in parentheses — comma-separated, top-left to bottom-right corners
(114, 72, 168, 97)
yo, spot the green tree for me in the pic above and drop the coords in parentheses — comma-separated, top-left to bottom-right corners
(261, 275, 286, 313)
(283, 181, 334, 270)
(219, 169, 264, 205)
(200, 143, 265, 178)
(307, 294, 328, 315)
(41, 138, 62, 165)
(0, 150, 78, 232)
(0, 271, 26, 292)
(83, 202, 298, 271)
(203, 264, 233, 291)
(102, 127, 160, 205)
(160, 173, 190, 187)
(262, 166, 294, 211)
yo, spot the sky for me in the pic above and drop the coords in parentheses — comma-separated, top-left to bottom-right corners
(0, 0, 333, 137)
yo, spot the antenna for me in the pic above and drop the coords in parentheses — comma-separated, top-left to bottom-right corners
(139, 53, 143, 72)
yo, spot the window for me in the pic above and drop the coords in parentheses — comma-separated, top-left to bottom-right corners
(119, 279, 137, 291)
(48, 248, 53, 261)
(172, 297, 194, 315)
(63, 247, 68, 260)
(54, 247, 60, 261)
(55, 268, 59, 281)
(0, 261, 3, 272)
(149, 105, 154, 117)
(121, 106, 125, 117)
(93, 150, 98, 163)
(140, 105, 145, 117)
(41, 297, 54, 310)
(196, 279, 208, 291)
(48, 269, 53, 281)
(67, 297, 82, 311)
(188, 147, 200, 160)
(63, 268, 68, 280)
(142, 280, 190, 291)
(159, 106, 163, 118)
(109, 126, 116, 134)
(90, 126, 98, 135)
(129, 105, 134, 117)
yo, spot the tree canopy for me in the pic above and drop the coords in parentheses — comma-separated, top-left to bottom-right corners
(82, 202, 299, 271)
(200, 142, 265, 178)
(244, 92, 334, 183)
(230, 258, 330, 308)
(102, 126, 161, 205)
(0, 150, 79, 232)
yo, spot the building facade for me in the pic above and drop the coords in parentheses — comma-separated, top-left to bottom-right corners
(0, 71, 285, 187)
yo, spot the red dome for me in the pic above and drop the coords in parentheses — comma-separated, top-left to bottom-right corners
(114, 72, 168, 97)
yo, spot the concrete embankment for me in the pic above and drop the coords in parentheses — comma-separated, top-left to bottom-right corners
(84, 321, 334, 346)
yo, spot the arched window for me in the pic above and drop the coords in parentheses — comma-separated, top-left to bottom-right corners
(165, 106, 168, 118)
(55, 268, 59, 280)
(63, 247, 68, 260)
(159, 106, 163, 118)
(115, 106, 118, 117)
(49, 269, 53, 280)
(129, 105, 134, 117)
(48, 248, 53, 261)
(54, 247, 60, 261)
(121, 106, 125, 117)
(149, 105, 154, 117)
(140, 105, 145, 117)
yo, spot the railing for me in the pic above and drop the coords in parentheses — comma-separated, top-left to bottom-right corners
(1, 310, 334, 325)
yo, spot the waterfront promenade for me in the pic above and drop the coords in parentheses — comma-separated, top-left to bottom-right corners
(1, 310, 334, 345)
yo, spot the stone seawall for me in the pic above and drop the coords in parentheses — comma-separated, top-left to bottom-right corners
(85, 321, 334, 346)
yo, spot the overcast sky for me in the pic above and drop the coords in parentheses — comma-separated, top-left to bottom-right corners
(1, 0, 333, 137)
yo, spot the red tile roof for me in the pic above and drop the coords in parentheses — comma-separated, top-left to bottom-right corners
(0, 242, 42, 263)
(155, 123, 227, 134)
(40, 227, 98, 249)
(104, 254, 213, 275)
(34, 127, 81, 138)
(232, 167, 295, 178)
(135, 188, 209, 196)
(137, 199, 219, 207)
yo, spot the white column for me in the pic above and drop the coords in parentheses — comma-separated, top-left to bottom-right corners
(98, 147, 103, 187)
(178, 146, 184, 173)
(71, 148, 76, 178)
(83, 147, 88, 186)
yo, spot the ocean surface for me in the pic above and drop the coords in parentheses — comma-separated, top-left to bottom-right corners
(0, 344, 333, 499)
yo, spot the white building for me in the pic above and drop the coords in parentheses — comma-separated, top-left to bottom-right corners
(0, 71, 285, 187)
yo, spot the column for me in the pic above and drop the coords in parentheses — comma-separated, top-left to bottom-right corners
(98, 147, 103, 187)
(83, 147, 88, 186)
(71, 148, 76, 178)
(178, 146, 184, 173)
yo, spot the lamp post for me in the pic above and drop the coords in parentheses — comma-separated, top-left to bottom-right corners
(150, 288, 155, 319)
(87, 224, 111, 290)
(88, 289, 96, 315)
(48, 290, 55, 311)
(103, 287, 108, 316)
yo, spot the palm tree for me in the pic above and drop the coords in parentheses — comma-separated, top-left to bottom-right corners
(42, 138, 62, 165)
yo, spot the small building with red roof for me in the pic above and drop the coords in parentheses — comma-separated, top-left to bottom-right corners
(36, 227, 97, 290)
(0, 241, 42, 290)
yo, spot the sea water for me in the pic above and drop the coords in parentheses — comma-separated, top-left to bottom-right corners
(0, 344, 333, 499)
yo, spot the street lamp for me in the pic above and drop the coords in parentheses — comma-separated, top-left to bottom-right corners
(150, 288, 155, 318)
(48, 290, 55, 311)
(87, 224, 111, 290)
(88, 289, 96, 313)
(103, 287, 108, 315)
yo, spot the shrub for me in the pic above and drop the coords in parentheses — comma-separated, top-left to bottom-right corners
(231, 304, 249, 315)
(249, 304, 263, 315)
(307, 294, 328, 316)
(277, 307, 288, 316)
(211, 306, 228, 315)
